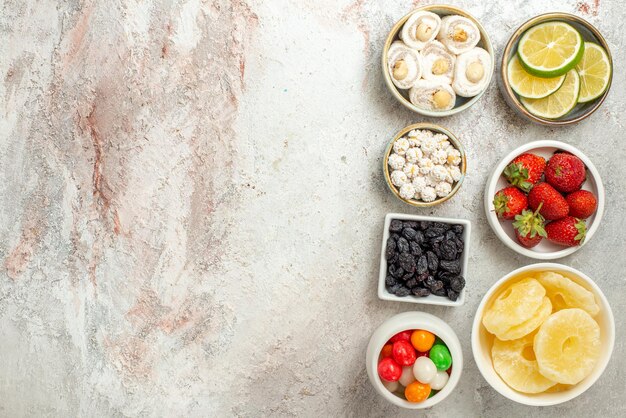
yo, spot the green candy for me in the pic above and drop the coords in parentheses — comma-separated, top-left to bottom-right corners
(429, 344, 452, 371)
(428, 389, 439, 399)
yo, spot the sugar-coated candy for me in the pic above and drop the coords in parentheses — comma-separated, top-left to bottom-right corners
(389, 330, 412, 344)
(429, 344, 452, 371)
(405, 381, 431, 403)
(381, 344, 393, 358)
(410, 330, 435, 352)
(399, 366, 416, 386)
(392, 340, 417, 366)
(429, 370, 449, 390)
(378, 357, 402, 382)
(382, 379, 399, 393)
(413, 356, 437, 384)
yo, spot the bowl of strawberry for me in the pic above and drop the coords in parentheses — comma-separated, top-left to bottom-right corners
(366, 312, 462, 409)
(485, 140, 604, 259)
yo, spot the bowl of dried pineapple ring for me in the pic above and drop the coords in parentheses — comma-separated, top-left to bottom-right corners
(471, 263, 614, 406)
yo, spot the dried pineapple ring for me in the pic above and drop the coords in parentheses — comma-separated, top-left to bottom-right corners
(534, 308, 601, 385)
(537, 272, 600, 316)
(497, 296, 552, 341)
(492, 333, 557, 394)
(482, 278, 546, 338)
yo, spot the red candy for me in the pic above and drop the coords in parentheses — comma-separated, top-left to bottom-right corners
(381, 344, 393, 358)
(389, 330, 412, 344)
(392, 340, 417, 366)
(378, 357, 402, 382)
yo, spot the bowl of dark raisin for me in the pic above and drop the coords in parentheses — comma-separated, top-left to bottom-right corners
(379, 213, 471, 306)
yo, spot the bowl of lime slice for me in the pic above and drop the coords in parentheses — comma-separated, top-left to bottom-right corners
(499, 12, 612, 126)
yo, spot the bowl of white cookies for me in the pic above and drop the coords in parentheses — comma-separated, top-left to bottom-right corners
(382, 5, 494, 116)
(383, 123, 466, 207)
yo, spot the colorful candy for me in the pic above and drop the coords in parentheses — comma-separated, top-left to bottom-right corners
(378, 328, 453, 403)
(392, 340, 417, 366)
(405, 381, 431, 403)
(411, 330, 435, 352)
(378, 357, 402, 382)
(413, 356, 437, 384)
(429, 344, 452, 371)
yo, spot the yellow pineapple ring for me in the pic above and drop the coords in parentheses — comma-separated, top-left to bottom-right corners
(482, 278, 546, 338)
(492, 333, 557, 394)
(497, 296, 552, 341)
(537, 272, 600, 316)
(534, 308, 601, 385)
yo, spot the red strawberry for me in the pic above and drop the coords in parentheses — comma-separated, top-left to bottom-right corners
(545, 216, 586, 247)
(503, 153, 546, 192)
(528, 183, 569, 220)
(545, 153, 586, 193)
(493, 187, 528, 220)
(512, 203, 547, 248)
(566, 190, 597, 219)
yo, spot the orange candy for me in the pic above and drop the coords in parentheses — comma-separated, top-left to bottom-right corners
(381, 344, 393, 358)
(411, 330, 435, 352)
(405, 381, 431, 403)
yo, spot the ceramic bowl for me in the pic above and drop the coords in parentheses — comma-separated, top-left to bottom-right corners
(378, 213, 471, 307)
(471, 263, 615, 406)
(499, 12, 613, 126)
(383, 123, 466, 208)
(484, 140, 604, 260)
(382, 4, 494, 117)
(367, 311, 463, 408)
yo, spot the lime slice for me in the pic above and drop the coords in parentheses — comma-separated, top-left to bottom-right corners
(520, 69, 580, 119)
(507, 55, 565, 99)
(575, 42, 611, 103)
(517, 21, 584, 78)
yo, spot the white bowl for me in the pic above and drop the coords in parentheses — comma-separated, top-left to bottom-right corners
(378, 213, 471, 307)
(484, 140, 605, 260)
(366, 312, 463, 409)
(471, 263, 615, 406)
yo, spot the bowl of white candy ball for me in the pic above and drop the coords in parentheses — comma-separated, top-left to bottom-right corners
(384, 123, 466, 208)
(382, 5, 494, 116)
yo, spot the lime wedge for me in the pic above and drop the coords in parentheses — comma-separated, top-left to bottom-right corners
(507, 55, 565, 99)
(517, 21, 584, 78)
(520, 69, 580, 119)
(575, 42, 611, 103)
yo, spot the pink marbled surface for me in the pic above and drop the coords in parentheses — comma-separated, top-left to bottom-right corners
(1, 0, 625, 416)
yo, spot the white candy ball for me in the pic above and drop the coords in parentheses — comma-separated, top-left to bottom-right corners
(390, 170, 408, 187)
(382, 378, 400, 393)
(405, 147, 423, 163)
(435, 181, 452, 197)
(420, 186, 437, 202)
(388, 153, 406, 170)
(429, 370, 449, 390)
(393, 137, 410, 155)
(399, 366, 416, 387)
(413, 356, 437, 384)
(399, 183, 416, 200)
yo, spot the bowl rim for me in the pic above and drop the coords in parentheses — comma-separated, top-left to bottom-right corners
(383, 123, 467, 207)
(367, 311, 463, 409)
(499, 12, 613, 126)
(377, 212, 471, 306)
(471, 262, 615, 406)
(382, 4, 495, 117)
(484, 139, 605, 260)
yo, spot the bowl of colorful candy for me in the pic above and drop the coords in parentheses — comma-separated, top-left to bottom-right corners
(471, 263, 615, 406)
(366, 311, 462, 408)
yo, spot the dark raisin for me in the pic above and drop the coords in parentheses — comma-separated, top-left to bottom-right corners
(385, 238, 396, 260)
(398, 253, 416, 273)
(440, 259, 461, 274)
(402, 227, 417, 241)
(450, 276, 466, 292)
(426, 251, 439, 272)
(412, 287, 431, 297)
(417, 272, 429, 282)
(416, 255, 428, 275)
(403, 221, 419, 229)
(445, 230, 456, 241)
(437, 271, 454, 283)
(455, 238, 464, 254)
(397, 237, 410, 253)
(433, 222, 449, 230)
(395, 286, 411, 297)
(431, 241, 441, 258)
(447, 289, 459, 301)
(387, 253, 398, 264)
(390, 233, 401, 242)
(432, 280, 444, 291)
(425, 227, 445, 239)
(390, 220, 403, 232)
(409, 241, 423, 257)
(414, 230, 425, 245)
(402, 272, 414, 282)
(389, 264, 405, 278)
(419, 221, 431, 230)
(440, 240, 458, 261)
(385, 275, 398, 287)
(452, 225, 464, 235)
(405, 278, 418, 288)
(387, 283, 401, 293)
(432, 287, 447, 297)
(425, 275, 436, 288)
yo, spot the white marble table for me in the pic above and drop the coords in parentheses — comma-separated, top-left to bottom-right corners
(1, 0, 624, 416)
